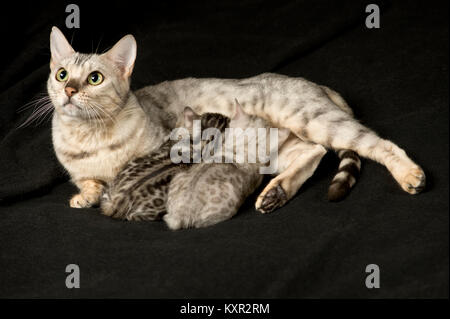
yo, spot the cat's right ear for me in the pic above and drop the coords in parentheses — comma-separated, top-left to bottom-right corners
(103, 34, 137, 78)
(50, 26, 75, 68)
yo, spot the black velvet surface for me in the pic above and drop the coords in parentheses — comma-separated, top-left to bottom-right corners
(0, 0, 448, 298)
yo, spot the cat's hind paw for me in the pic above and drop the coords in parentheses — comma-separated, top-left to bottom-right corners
(255, 184, 287, 214)
(400, 166, 426, 194)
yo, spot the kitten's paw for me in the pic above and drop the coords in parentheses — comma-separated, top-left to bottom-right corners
(70, 194, 94, 208)
(255, 184, 287, 214)
(400, 166, 426, 194)
(163, 214, 183, 230)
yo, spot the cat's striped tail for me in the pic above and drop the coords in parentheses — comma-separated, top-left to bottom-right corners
(328, 150, 361, 201)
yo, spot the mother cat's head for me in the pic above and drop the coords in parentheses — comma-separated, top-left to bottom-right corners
(47, 27, 136, 120)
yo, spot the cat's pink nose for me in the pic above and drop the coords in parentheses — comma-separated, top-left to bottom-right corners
(65, 87, 77, 97)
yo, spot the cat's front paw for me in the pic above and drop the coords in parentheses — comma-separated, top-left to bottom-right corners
(255, 184, 287, 214)
(400, 166, 426, 194)
(70, 193, 95, 208)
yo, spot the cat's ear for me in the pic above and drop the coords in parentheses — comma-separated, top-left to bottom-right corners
(183, 107, 195, 129)
(103, 34, 137, 78)
(183, 106, 200, 129)
(50, 26, 75, 68)
(233, 98, 244, 120)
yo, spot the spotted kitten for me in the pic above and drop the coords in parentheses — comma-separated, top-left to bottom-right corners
(164, 101, 291, 230)
(101, 109, 230, 221)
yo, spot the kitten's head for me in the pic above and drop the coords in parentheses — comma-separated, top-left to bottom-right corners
(47, 27, 136, 120)
(182, 107, 230, 133)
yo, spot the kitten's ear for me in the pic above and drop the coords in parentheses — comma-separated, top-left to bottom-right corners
(50, 26, 75, 68)
(103, 34, 137, 78)
(183, 106, 199, 129)
(233, 98, 244, 120)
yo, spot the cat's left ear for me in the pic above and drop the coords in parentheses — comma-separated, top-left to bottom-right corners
(103, 34, 137, 78)
(50, 26, 75, 68)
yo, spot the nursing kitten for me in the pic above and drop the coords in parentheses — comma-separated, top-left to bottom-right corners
(164, 101, 291, 230)
(101, 109, 230, 221)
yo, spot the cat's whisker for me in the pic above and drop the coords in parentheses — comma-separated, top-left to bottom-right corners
(95, 37, 103, 55)
(101, 45, 113, 54)
(18, 95, 53, 112)
(90, 107, 104, 132)
(85, 105, 97, 129)
(84, 103, 102, 128)
(92, 105, 113, 124)
(88, 101, 117, 125)
(85, 103, 107, 131)
(35, 105, 55, 126)
(88, 105, 106, 131)
(18, 102, 54, 128)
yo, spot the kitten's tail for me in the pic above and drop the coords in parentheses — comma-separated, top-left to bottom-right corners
(328, 150, 361, 201)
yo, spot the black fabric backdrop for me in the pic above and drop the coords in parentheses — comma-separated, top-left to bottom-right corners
(0, 0, 448, 298)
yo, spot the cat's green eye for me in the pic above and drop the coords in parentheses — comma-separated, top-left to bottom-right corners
(87, 71, 104, 86)
(56, 68, 68, 82)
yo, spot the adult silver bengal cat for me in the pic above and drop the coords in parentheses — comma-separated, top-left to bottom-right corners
(47, 27, 425, 223)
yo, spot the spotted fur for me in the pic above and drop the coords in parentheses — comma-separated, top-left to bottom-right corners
(101, 111, 230, 221)
(164, 101, 290, 229)
(101, 142, 187, 220)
